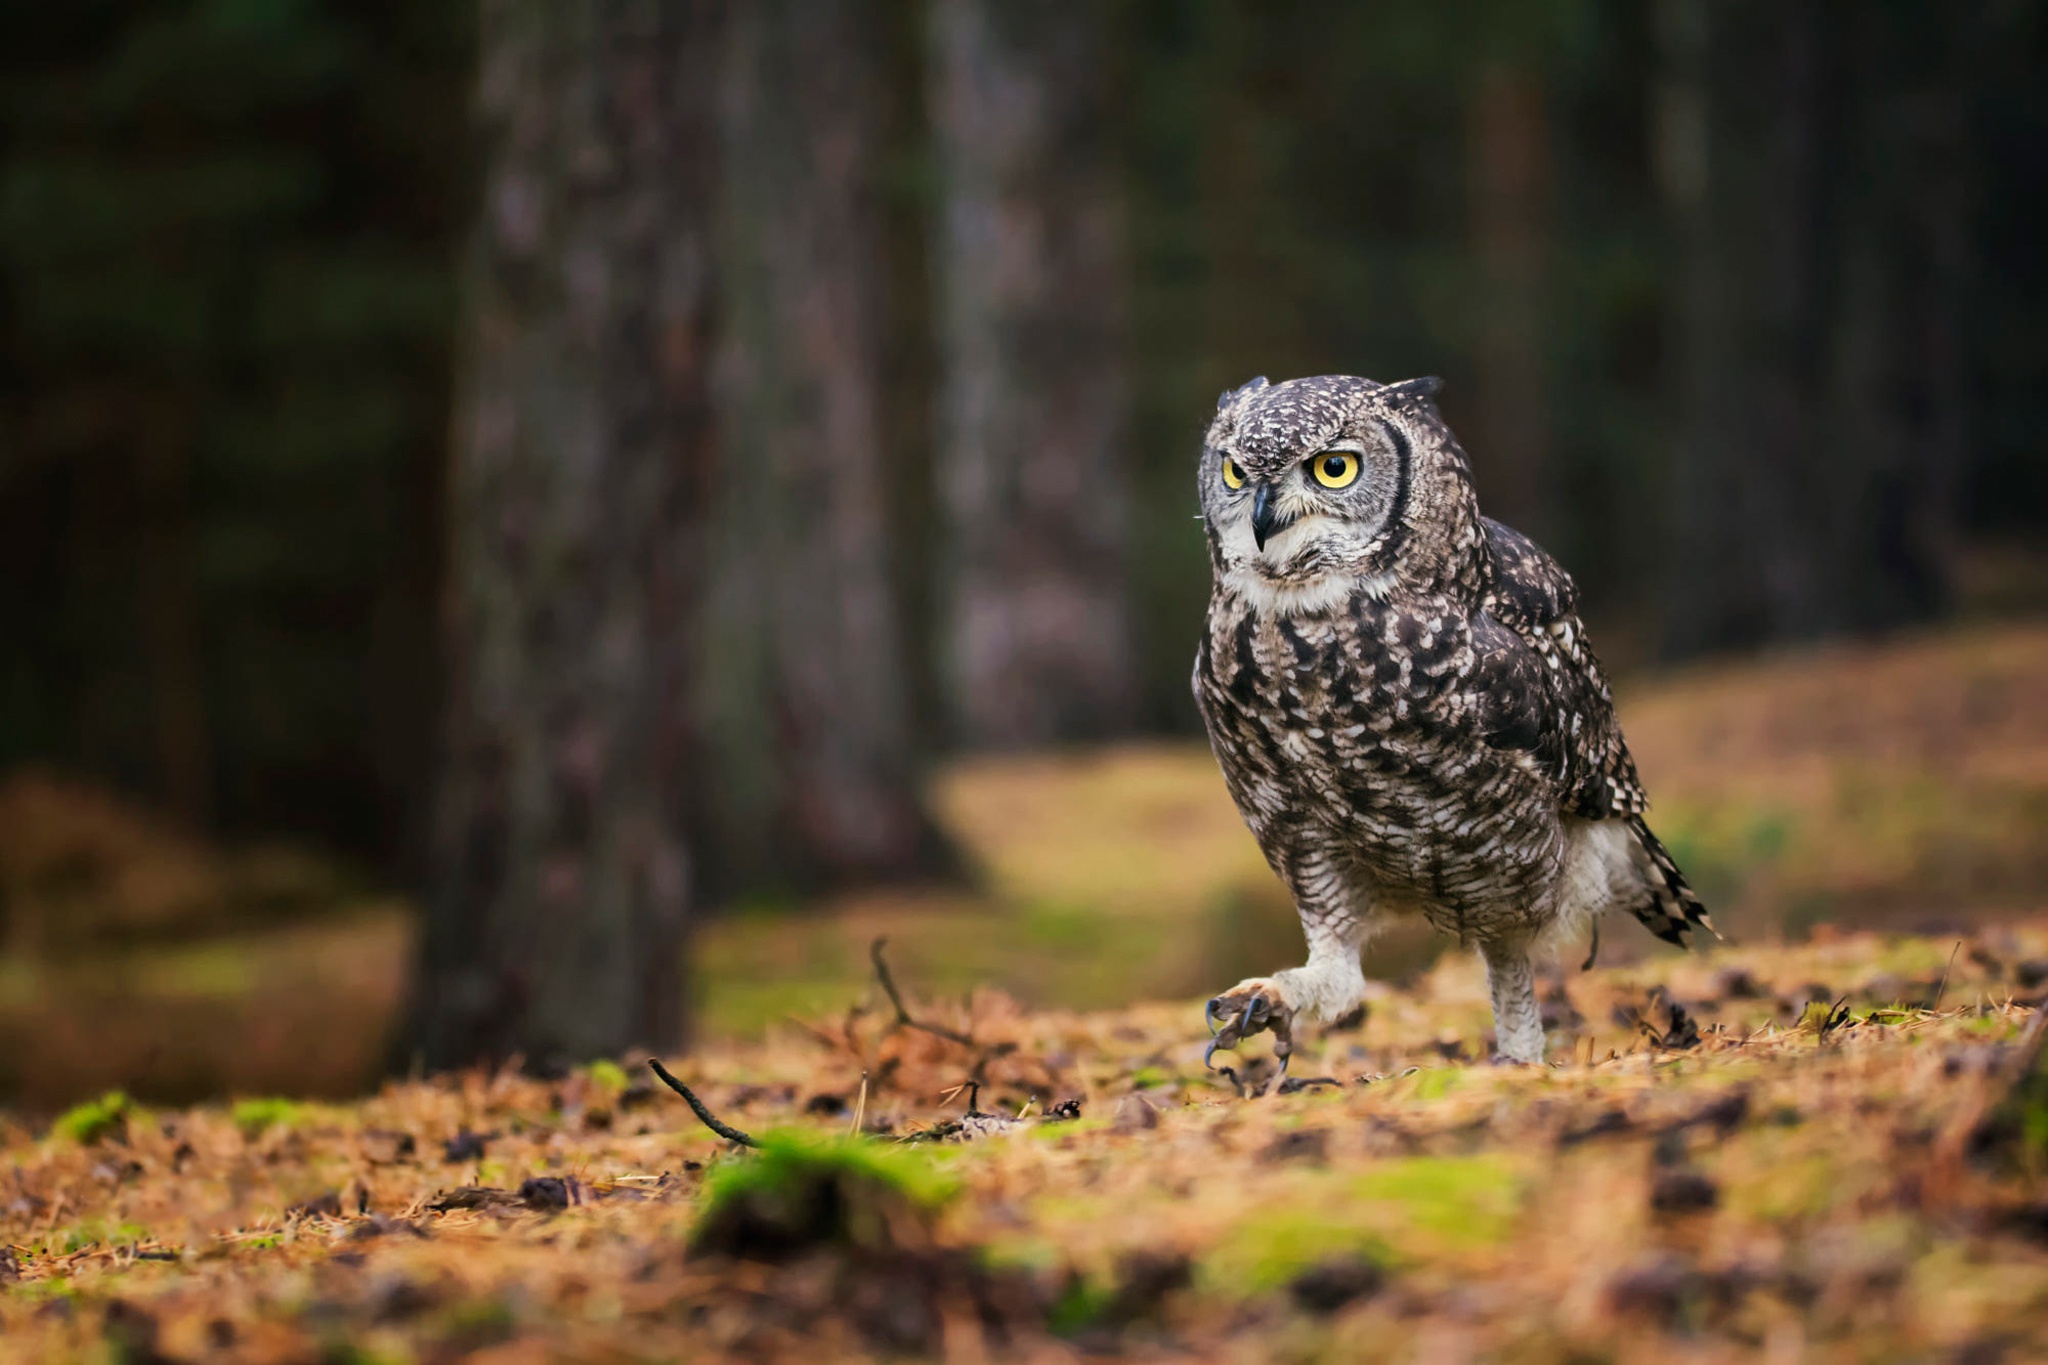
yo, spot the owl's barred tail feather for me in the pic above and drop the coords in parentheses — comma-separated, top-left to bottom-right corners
(1627, 815, 1716, 947)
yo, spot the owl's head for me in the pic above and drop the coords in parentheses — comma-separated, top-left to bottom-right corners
(1197, 373, 1478, 613)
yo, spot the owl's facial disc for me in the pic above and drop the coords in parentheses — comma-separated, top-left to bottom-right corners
(1203, 429, 1405, 612)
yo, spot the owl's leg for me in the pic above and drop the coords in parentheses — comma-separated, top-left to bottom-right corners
(1204, 857, 1368, 1075)
(1480, 936, 1544, 1064)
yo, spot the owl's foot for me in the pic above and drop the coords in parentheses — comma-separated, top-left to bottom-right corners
(1203, 978, 1296, 1078)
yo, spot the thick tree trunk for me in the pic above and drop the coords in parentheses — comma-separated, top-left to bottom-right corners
(412, 0, 719, 1070)
(1467, 62, 1552, 543)
(1657, 0, 1965, 657)
(700, 0, 952, 893)
(928, 0, 1136, 748)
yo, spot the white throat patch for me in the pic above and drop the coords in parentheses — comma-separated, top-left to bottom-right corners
(1222, 564, 1396, 618)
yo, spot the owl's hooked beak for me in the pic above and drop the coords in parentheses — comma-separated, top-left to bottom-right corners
(1250, 482, 1285, 550)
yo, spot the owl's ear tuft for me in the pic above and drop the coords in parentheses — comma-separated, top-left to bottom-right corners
(1383, 376, 1443, 403)
(1218, 375, 1271, 411)
(1382, 376, 1444, 415)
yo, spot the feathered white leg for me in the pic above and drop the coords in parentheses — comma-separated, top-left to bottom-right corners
(1206, 859, 1370, 1074)
(1481, 937, 1544, 1064)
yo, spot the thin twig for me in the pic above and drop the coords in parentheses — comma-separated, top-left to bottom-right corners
(938, 1079, 985, 1115)
(870, 938, 978, 1046)
(849, 1071, 869, 1138)
(1931, 940, 1964, 1013)
(646, 1059, 758, 1148)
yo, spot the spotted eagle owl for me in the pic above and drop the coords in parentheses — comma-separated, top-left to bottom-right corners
(1193, 374, 1710, 1068)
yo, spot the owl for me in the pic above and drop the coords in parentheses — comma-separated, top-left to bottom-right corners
(1193, 374, 1710, 1068)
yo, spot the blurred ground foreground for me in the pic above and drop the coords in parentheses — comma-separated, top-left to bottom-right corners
(1, 622, 2042, 1111)
(4, 922, 2047, 1362)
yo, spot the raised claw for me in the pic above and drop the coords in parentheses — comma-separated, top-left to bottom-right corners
(1204, 1037, 1224, 1068)
(1206, 998, 1224, 1036)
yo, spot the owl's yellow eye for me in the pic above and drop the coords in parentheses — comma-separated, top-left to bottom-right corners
(1310, 451, 1360, 489)
(1220, 456, 1247, 490)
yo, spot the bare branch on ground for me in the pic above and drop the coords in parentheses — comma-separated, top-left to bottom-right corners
(647, 1059, 758, 1148)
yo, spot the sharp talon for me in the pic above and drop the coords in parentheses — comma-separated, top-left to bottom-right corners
(1206, 998, 1223, 1036)
(1274, 1051, 1291, 1081)
(1234, 1001, 1258, 1037)
(1204, 1038, 1225, 1069)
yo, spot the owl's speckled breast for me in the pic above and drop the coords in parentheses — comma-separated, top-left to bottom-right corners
(1195, 583, 1565, 931)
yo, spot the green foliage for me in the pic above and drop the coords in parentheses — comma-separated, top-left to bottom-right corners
(52, 1089, 129, 1144)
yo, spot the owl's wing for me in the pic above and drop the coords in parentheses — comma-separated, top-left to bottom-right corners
(1467, 518, 1647, 820)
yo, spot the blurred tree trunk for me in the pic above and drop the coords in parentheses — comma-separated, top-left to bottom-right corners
(1657, 0, 1968, 657)
(412, 0, 720, 1070)
(928, 0, 1136, 748)
(1467, 62, 1553, 543)
(699, 0, 954, 894)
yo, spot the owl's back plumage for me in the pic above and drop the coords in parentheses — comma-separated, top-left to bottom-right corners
(1192, 375, 1707, 1064)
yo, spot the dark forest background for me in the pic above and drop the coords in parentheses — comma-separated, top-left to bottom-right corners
(3, 0, 2045, 1072)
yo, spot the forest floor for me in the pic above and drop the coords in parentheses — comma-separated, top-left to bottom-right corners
(1, 621, 2044, 1360)
(3, 921, 2047, 1362)
(1, 619, 2041, 1108)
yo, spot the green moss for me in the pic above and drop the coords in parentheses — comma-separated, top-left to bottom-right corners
(692, 1131, 958, 1258)
(586, 1059, 630, 1092)
(52, 1089, 129, 1144)
(13, 1276, 73, 1302)
(232, 1096, 302, 1139)
(444, 1297, 516, 1337)
(1797, 999, 1846, 1033)
(1130, 1066, 1170, 1090)
(1351, 1156, 1523, 1248)
(1734, 1149, 1841, 1224)
(1025, 1115, 1111, 1140)
(1408, 1068, 1460, 1102)
(977, 1236, 1060, 1276)
(703, 1131, 956, 1211)
(1197, 1210, 1393, 1296)
(1196, 1157, 1520, 1298)
(44, 1217, 148, 1255)
(1048, 1272, 1119, 1333)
